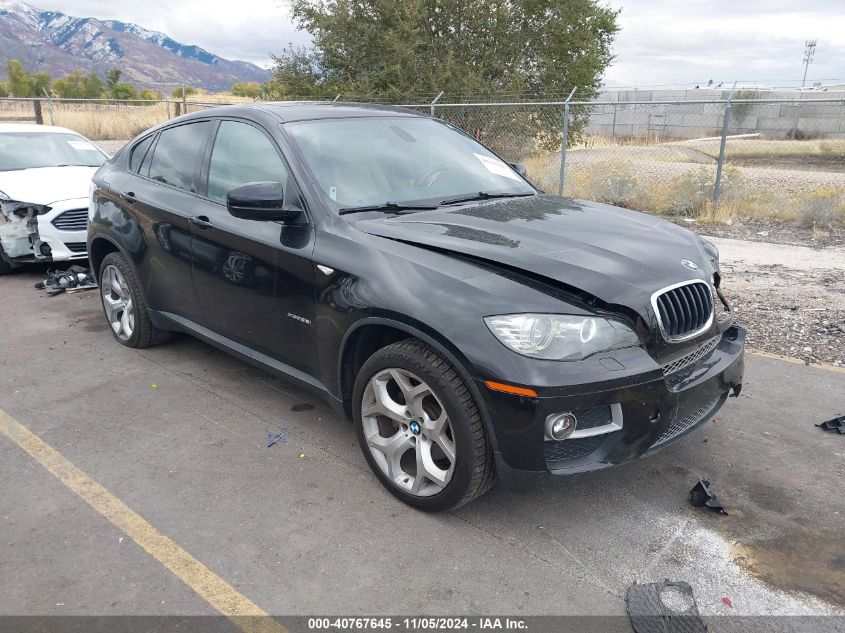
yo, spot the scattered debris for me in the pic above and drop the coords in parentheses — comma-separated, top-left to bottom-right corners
(34, 265, 96, 296)
(267, 427, 288, 448)
(816, 416, 845, 435)
(689, 477, 728, 515)
(298, 452, 305, 459)
(627, 580, 706, 633)
(151, 384, 157, 390)
(291, 402, 315, 412)
(722, 596, 733, 608)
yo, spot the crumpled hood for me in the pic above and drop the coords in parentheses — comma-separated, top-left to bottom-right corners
(0, 166, 96, 206)
(355, 195, 714, 314)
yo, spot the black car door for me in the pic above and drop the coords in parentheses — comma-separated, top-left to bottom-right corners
(188, 118, 316, 372)
(120, 121, 212, 322)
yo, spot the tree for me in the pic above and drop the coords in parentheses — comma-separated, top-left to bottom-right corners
(272, 0, 618, 102)
(268, 0, 619, 150)
(6, 60, 51, 97)
(231, 81, 263, 98)
(104, 68, 137, 100)
(53, 71, 106, 98)
(171, 86, 197, 99)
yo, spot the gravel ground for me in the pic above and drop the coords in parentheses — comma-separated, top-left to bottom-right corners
(675, 217, 845, 248)
(699, 235, 845, 367)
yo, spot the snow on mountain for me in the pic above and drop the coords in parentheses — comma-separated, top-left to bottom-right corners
(0, 0, 269, 90)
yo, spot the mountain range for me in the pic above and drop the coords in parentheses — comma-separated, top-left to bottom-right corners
(0, 0, 269, 91)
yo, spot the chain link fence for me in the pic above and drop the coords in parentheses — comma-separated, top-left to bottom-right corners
(2, 95, 843, 227)
(428, 97, 845, 227)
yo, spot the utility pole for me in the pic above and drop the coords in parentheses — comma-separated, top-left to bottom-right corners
(802, 39, 817, 88)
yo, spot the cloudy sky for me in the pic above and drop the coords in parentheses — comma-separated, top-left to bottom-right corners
(29, 0, 845, 88)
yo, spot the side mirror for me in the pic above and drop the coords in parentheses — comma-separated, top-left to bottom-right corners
(226, 182, 302, 223)
(509, 162, 527, 177)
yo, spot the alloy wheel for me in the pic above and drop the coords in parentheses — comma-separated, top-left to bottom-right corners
(101, 264, 135, 341)
(361, 368, 456, 497)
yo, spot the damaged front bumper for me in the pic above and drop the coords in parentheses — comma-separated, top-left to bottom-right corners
(0, 198, 89, 267)
(477, 325, 746, 477)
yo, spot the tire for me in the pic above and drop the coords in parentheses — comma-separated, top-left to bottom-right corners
(99, 252, 174, 348)
(0, 245, 14, 276)
(352, 339, 495, 511)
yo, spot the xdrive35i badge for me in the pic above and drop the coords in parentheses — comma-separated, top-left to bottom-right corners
(681, 259, 701, 271)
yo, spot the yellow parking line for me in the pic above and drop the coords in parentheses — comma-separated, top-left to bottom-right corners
(747, 349, 845, 374)
(0, 408, 286, 633)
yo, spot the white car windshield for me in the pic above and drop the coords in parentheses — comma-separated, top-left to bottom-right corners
(0, 132, 108, 172)
(285, 117, 534, 210)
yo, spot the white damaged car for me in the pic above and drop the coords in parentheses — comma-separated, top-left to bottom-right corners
(0, 124, 108, 274)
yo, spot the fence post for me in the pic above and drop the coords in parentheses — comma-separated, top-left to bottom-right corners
(42, 89, 54, 125)
(712, 86, 736, 212)
(558, 87, 577, 197)
(32, 99, 43, 125)
(611, 103, 617, 143)
(430, 91, 444, 117)
(165, 98, 171, 119)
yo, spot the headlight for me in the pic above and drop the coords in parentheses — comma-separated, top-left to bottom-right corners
(484, 314, 640, 360)
(699, 237, 719, 269)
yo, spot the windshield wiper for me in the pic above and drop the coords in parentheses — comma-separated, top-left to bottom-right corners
(439, 191, 534, 206)
(338, 202, 438, 216)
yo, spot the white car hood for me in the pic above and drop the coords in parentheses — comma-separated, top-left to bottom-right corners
(0, 166, 97, 206)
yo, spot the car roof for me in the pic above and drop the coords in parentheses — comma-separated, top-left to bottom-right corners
(0, 123, 84, 135)
(173, 101, 427, 125)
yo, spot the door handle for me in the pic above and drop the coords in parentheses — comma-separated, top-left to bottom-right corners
(190, 215, 214, 230)
(121, 191, 136, 204)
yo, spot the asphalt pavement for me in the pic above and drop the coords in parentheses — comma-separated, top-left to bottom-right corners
(1, 270, 843, 622)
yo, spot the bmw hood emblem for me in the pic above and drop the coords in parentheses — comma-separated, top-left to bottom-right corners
(681, 258, 701, 271)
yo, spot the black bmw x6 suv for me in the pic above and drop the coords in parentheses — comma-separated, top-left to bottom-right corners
(88, 103, 745, 511)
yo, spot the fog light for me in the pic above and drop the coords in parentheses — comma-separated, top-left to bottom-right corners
(546, 412, 577, 440)
(39, 242, 52, 257)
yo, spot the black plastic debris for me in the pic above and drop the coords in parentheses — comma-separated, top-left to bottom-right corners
(627, 580, 707, 633)
(689, 476, 727, 515)
(816, 416, 845, 435)
(35, 265, 96, 296)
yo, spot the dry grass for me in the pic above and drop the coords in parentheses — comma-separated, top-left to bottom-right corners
(0, 97, 252, 140)
(523, 152, 845, 228)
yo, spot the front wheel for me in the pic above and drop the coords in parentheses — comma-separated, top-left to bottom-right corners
(352, 339, 495, 511)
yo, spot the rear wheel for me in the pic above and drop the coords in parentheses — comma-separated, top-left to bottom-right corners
(99, 252, 173, 348)
(353, 339, 495, 511)
(0, 245, 14, 276)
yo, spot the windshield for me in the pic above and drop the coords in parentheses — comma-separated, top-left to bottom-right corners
(0, 132, 108, 171)
(285, 117, 534, 210)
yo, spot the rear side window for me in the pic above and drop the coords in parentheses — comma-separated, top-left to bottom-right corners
(129, 135, 154, 173)
(148, 122, 211, 192)
(206, 121, 289, 204)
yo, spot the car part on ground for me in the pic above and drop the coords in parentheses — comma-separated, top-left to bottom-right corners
(626, 580, 706, 633)
(816, 416, 845, 435)
(689, 477, 727, 515)
(34, 264, 96, 296)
